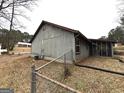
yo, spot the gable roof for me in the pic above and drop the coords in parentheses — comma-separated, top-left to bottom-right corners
(30, 20, 90, 43)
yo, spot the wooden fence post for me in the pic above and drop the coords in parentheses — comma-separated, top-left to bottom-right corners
(64, 54, 67, 77)
(31, 65, 37, 93)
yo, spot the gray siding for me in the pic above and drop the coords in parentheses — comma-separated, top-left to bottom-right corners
(80, 39, 89, 59)
(32, 24, 75, 62)
(76, 39, 89, 61)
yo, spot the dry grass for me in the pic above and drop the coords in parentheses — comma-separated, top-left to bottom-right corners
(66, 57, 124, 93)
(13, 47, 31, 54)
(0, 55, 48, 93)
(114, 45, 124, 50)
(78, 57, 124, 72)
(113, 46, 124, 55)
(113, 45, 124, 50)
(0, 55, 124, 93)
(64, 67, 124, 93)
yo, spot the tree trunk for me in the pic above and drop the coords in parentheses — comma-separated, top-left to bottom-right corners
(7, 0, 15, 53)
(0, 0, 4, 11)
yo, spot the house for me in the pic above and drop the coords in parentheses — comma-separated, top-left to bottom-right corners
(30, 20, 116, 63)
(12, 42, 31, 54)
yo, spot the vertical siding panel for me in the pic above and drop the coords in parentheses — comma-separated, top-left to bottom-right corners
(76, 38, 89, 61)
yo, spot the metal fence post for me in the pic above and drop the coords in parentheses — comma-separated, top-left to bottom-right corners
(64, 54, 68, 78)
(31, 65, 37, 93)
(64, 54, 66, 68)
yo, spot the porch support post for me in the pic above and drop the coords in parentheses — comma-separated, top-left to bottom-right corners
(0, 44, 1, 55)
(91, 43, 93, 56)
(105, 42, 108, 56)
(100, 42, 102, 56)
(110, 43, 113, 56)
(95, 42, 97, 55)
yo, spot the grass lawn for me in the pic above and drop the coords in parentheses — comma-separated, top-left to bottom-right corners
(0, 55, 124, 93)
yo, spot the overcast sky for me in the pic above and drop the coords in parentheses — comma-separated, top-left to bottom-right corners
(22, 0, 119, 39)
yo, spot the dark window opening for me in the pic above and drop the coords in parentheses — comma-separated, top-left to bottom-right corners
(75, 38, 80, 55)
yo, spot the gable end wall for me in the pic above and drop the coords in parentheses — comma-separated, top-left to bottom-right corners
(31, 24, 75, 63)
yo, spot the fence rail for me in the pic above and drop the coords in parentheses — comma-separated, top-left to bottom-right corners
(31, 49, 82, 93)
(36, 72, 82, 93)
(36, 49, 73, 71)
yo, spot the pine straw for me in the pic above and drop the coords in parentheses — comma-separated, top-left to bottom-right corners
(0, 55, 124, 93)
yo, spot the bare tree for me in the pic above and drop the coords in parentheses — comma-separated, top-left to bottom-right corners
(117, 0, 124, 25)
(0, 0, 38, 51)
(0, 0, 37, 29)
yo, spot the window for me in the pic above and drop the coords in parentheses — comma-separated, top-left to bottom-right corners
(75, 38, 80, 55)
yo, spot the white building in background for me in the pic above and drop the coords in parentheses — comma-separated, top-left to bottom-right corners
(0, 44, 7, 55)
(12, 42, 31, 54)
(16, 42, 31, 47)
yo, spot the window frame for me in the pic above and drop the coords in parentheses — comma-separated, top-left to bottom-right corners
(75, 37, 81, 55)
